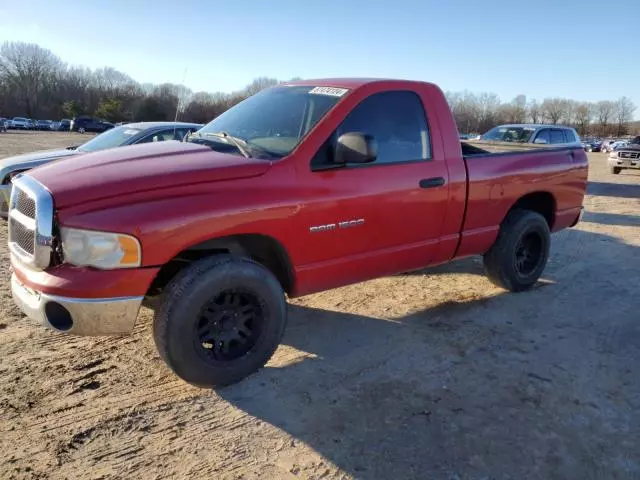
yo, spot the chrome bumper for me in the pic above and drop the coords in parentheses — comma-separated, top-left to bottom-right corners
(608, 157, 640, 169)
(11, 273, 143, 335)
(0, 184, 11, 218)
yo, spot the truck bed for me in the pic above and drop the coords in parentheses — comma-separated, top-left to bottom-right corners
(454, 144, 588, 258)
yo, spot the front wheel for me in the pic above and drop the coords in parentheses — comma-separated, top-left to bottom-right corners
(78, 127, 85, 134)
(610, 166, 621, 175)
(153, 255, 287, 388)
(483, 209, 550, 292)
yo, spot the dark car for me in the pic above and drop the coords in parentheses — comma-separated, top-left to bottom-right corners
(0, 118, 8, 132)
(71, 116, 114, 133)
(0, 121, 202, 216)
(582, 138, 602, 152)
(35, 120, 55, 131)
(57, 119, 71, 131)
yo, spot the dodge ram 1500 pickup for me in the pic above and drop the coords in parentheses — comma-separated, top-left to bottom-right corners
(8, 78, 588, 388)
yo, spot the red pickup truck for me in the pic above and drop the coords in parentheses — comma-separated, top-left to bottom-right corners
(8, 79, 588, 388)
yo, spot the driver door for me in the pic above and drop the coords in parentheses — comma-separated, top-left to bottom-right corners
(293, 90, 450, 293)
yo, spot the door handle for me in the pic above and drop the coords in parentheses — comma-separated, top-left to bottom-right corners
(419, 177, 445, 189)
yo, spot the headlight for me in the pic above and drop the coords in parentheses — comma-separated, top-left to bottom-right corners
(60, 227, 141, 269)
(609, 152, 618, 159)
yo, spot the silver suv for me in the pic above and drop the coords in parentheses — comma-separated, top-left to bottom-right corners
(481, 124, 582, 147)
(608, 136, 640, 174)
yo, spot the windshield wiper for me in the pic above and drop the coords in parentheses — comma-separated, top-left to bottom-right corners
(201, 131, 252, 158)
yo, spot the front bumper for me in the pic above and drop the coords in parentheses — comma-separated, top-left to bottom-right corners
(11, 273, 143, 335)
(608, 157, 640, 169)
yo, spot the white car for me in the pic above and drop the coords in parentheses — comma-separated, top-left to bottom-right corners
(601, 139, 622, 153)
(610, 141, 629, 151)
(10, 117, 32, 130)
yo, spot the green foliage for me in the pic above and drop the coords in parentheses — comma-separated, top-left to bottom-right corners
(94, 98, 124, 122)
(61, 100, 80, 118)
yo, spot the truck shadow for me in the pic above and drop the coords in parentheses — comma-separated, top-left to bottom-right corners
(582, 211, 640, 227)
(587, 181, 640, 198)
(217, 228, 640, 479)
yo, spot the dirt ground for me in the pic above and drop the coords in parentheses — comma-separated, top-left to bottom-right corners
(0, 132, 638, 480)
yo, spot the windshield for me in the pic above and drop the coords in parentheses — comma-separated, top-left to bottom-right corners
(77, 125, 142, 152)
(192, 85, 346, 157)
(481, 126, 536, 142)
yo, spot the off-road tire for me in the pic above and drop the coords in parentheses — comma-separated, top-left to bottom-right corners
(610, 166, 621, 175)
(483, 209, 550, 292)
(153, 255, 287, 388)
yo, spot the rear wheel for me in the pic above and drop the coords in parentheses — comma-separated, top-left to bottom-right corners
(610, 166, 621, 174)
(153, 255, 287, 388)
(483, 209, 550, 292)
(78, 127, 86, 134)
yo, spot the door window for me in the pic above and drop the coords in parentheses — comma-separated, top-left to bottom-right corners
(337, 91, 430, 164)
(550, 129, 566, 144)
(534, 129, 551, 144)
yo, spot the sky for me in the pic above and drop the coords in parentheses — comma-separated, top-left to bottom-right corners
(1, 0, 638, 116)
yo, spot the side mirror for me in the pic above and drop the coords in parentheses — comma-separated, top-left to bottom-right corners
(533, 137, 548, 144)
(335, 132, 377, 165)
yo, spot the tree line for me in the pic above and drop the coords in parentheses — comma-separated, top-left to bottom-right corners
(0, 42, 296, 125)
(1, 41, 637, 136)
(447, 92, 637, 137)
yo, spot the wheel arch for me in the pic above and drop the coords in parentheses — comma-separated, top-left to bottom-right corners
(146, 233, 295, 298)
(505, 191, 556, 230)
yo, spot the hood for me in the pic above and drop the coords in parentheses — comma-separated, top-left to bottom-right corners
(27, 140, 272, 209)
(0, 148, 79, 176)
(617, 143, 640, 151)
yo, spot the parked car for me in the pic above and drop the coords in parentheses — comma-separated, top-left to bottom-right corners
(608, 136, 640, 174)
(35, 120, 55, 131)
(611, 140, 629, 150)
(480, 124, 582, 147)
(9, 117, 32, 130)
(581, 138, 602, 152)
(57, 119, 71, 131)
(70, 116, 114, 133)
(0, 121, 202, 216)
(600, 139, 621, 153)
(6, 78, 588, 388)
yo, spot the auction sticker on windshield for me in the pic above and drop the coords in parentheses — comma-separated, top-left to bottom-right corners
(309, 86, 349, 97)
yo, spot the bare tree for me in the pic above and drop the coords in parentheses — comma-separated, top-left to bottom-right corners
(242, 77, 279, 96)
(561, 99, 577, 126)
(528, 99, 542, 123)
(595, 101, 615, 135)
(614, 97, 636, 136)
(541, 98, 565, 124)
(500, 95, 527, 123)
(0, 41, 64, 116)
(93, 67, 136, 93)
(574, 102, 592, 135)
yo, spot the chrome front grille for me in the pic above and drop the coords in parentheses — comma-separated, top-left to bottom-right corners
(9, 216, 35, 254)
(8, 175, 54, 270)
(619, 151, 639, 160)
(15, 188, 36, 218)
